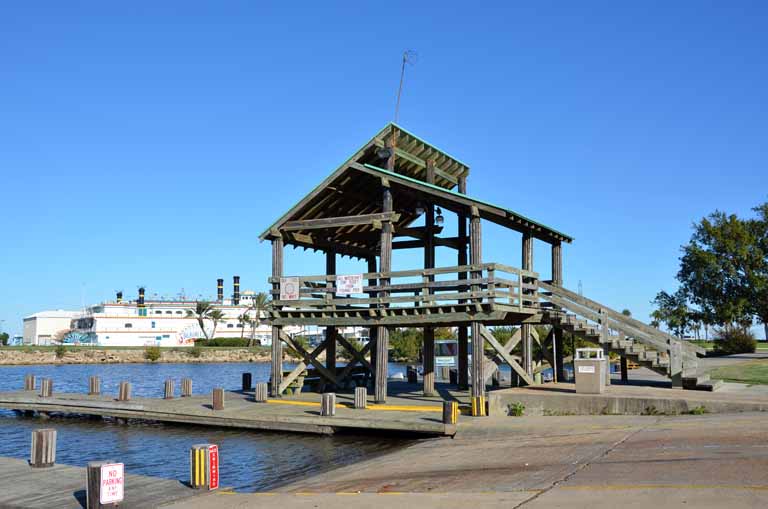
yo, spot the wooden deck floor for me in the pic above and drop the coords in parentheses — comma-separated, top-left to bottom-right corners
(0, 385, 455, 437)
(0, 456, 201, 508)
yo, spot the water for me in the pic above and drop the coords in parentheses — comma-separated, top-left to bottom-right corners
(0, 362, 413, 492)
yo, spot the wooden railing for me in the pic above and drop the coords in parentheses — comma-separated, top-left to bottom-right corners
(268, 263, 539, 312)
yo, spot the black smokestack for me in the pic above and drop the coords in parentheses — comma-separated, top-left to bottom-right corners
(138, 287, 145, 307)
(217, 278, 224, 302)
(116, 291, 123, 303)
(233, 276, 240, 305)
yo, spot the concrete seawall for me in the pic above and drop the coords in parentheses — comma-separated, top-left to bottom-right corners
(0, 348, 284, 365)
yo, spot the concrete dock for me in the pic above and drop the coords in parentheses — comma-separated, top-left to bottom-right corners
(0, 387, 454, 436)
(0, 457, 200, 508)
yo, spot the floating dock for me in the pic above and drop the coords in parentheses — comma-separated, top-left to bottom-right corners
(0, 387, 454, 437)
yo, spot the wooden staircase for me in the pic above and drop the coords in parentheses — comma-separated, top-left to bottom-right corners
(538, 282, 720, 392)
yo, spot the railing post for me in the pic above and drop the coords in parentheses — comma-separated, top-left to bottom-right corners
(271, 236, 284, 397)
(521, 232, 534, 378)
(457, 176, 469, 390)
(469, 208, 484, 399)
(375, 184, 393, 403)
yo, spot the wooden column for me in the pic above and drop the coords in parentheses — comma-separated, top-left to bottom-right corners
(620, 355, 629, 382)
(521, 232, 534, 378)
(470, 209, 484, 398)
(375, 186, 393, 403)
(254, 382, 268, 402)
(181, 378, 193, 397)
(552, 241, 565, 383)
(325, 251, 337, 381)
(270, 236, 284, 397)
(212, 388, 225, 411)
(457, 176, 469, 389)
(30, 429, 56, 468)
(367, 256, 378, 385)
(423, 160, 436, 396)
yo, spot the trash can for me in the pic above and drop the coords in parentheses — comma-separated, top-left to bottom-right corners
(574, 348, 607, 394)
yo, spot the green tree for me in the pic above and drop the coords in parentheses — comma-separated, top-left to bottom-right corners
(677, 210, 757, 329)
(651, 289, 693, 338)
(185, 301, 217, 340)
(390, 328, 422, 361)
(207, 310, 225, 339)
(749, 203, 768, 340)
(0, 332, 9, 346)
(238, 313, 252, 340)
(247, 292, 271, 347)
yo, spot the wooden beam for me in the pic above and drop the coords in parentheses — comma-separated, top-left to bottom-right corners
(280, 330, 338, 385)
(270, 237, 284, 397)
(483, 328, 522, 383)
(281, 212, 401, 232)
(479, 325, 535, 386)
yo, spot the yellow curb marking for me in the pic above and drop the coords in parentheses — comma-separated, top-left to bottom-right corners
(266, 399, 441, 412)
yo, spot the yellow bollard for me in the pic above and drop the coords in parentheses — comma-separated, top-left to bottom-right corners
(471, 396, 486, 417)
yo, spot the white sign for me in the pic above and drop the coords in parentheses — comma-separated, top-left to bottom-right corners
(335, 274, 363, 295)
(280, 277, 300, 300)
(100, 463, 125, 504)
(577, 365, 595, 374)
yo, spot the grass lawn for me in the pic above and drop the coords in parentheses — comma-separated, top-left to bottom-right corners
(710, 359, 768, 385)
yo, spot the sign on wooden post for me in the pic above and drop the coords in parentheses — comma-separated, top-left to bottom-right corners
(279, 277, 299, 300)
(99, 463, 125, 505)
(335, 274, 363, 295)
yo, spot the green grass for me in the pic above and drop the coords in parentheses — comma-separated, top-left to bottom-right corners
(710, 359, 768, 385)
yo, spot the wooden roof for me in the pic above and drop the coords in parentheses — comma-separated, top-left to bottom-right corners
(260, 125, 573, 258)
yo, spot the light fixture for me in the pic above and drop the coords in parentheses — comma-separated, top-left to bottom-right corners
(376, 147, 393, 160)
(435, 207, 444, 226)
(415, 202, 425, 215)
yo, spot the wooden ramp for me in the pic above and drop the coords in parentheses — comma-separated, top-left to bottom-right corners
(0, 389, 453, 437)
(0, 456, 200, 508)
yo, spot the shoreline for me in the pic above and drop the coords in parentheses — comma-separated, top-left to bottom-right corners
(0, 347, 286, 366)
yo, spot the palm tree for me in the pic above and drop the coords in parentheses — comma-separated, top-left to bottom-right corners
(248, 292, 271, 347)
(207, 310, 225, 340)
(238, 313, 252, 340)
(186, 301, 215, 340)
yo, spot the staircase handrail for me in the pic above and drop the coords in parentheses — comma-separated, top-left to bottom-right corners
(539, 281, 705, 357)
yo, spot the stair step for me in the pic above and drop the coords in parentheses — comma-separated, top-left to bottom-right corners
(695, 379, 723, 392)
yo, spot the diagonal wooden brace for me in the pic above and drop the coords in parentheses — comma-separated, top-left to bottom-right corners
(483, 328, 521, 383)
(479, 325, 535, 386)
(336, 336, 373, 372)
(337, 341, 373, 383)
(278, 339, 329, 393)
(280, 330, 337, 386)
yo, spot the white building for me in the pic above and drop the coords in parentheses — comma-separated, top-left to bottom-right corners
(23, 310, 81, 345)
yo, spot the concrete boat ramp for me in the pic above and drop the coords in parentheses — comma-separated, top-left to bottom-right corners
(0, 387, 454, 436)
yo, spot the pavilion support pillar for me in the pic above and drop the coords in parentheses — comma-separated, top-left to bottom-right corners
(325, 251, 337, 382)
(469, 208, 484, 398)
(457, 175, 469, 390)
(422, 160, 436, 397)
(552, 241, 565, 383)
(521, 232, 534, 379)
(270, 236, 284, 397)
(367, 256, 378, 386)
(375, 186, 393, 403)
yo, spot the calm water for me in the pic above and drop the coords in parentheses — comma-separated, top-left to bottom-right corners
(0, 362, 412, 492)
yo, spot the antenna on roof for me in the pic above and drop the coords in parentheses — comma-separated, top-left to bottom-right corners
(394, 50, 417, 124)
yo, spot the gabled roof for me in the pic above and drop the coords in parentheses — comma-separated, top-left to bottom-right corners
(260, 125, 573, 258)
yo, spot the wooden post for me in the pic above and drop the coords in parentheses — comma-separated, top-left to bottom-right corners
(521, 231, 534, 378)
(212, 388, 224, 411)
(422, 160, 436, 396)
(620, 356, 629, 382)
(325, 251, 337, 383)
(320, 392, 336, 416)
(181, 378, 193, 397)
(164, 379, 174, 399)
(367, 256, 378, 386)
(89, 376, 101, 396)
(271, 236, 284, 397)
(443, 401, 459, 425)
(29, 429, 56, 468)
(241, 373, 252, 392)
(375, 185, 393, 403)
(423, 328, 435, 397)
(552, 241, 565, 383)
(470, 209, 485, 399)
(354, 386, 367, 409)
(118, 382, 131, 402)
(457, 176, 469, 390)
(86, 460, 121, 509)
(254, 382, 268, 403)
(24, 374, 36, 391)
(39, 378, 52, 398)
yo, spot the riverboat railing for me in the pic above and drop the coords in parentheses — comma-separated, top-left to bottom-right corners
(268, 262, 539, 312)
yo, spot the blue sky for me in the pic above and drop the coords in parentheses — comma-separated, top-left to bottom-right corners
(1, 1, 766, 336)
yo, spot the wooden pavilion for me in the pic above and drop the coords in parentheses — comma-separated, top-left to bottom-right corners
(260, 123, 711, 404)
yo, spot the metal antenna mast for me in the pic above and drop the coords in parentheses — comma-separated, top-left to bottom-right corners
(394, 50, 417, 123)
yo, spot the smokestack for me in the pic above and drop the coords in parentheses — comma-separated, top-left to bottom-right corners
(217, 278, 224, 302)
(116, 291, 123, 303)
(138, 287, 145, 307)
(233, 276, 240, 305)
